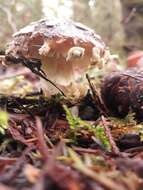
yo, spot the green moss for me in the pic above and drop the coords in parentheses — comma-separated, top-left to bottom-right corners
(63, 105, 111, 150)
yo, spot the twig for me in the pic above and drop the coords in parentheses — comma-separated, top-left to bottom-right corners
(122, 73, 143, 81)
(101, 116, 120, 155)
(35, 117, 49, 161)
(122, 7, 136, 24)
(86, 74, 109, 116)
(12, 98, 35, 118)
(125, 146, 143, 154)
(72, 147, 105, 155)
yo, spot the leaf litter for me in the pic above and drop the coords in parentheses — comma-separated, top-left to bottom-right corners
(0, 61, 142, 190)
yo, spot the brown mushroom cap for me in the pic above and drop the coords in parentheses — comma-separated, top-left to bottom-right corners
(6, 18, 110, 96)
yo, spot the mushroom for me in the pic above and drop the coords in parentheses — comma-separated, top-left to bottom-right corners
(6, 18, 110, 98)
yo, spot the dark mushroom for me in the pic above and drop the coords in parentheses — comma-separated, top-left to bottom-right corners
(101, 69, 143, 120)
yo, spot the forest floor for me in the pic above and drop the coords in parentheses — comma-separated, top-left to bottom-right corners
(0, 61, 143, 190)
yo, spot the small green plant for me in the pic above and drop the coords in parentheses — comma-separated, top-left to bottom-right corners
(63, 105, 111, 150)
(0, 111, 9, 134)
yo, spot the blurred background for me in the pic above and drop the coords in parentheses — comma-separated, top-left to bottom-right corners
(0, 0, 143, 62)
